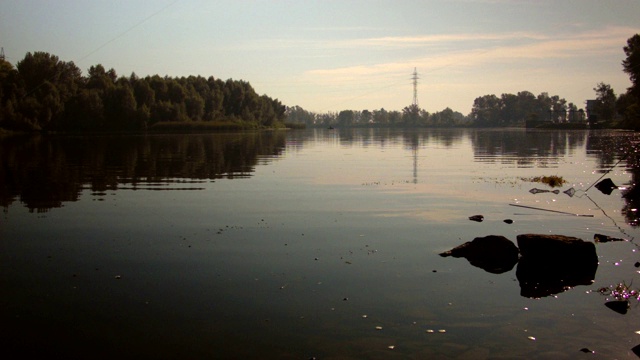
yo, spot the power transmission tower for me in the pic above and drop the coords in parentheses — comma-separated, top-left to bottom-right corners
(411, 67, 419, 106)
(0, 47, 5, 61)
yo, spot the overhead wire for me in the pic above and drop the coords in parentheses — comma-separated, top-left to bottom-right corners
(19, 0, 180, 99)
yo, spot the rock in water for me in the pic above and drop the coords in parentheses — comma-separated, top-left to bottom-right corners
(516, 234, 598, 298)
(468, 215, 484, 222)
(594, 233, 626, 243)
(595, 178, 617, 195)
(605, 300, 629, 315)
(439, 235, 519, 274)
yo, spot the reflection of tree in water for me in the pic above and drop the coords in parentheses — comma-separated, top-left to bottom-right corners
(470, 129, 586, 167)
(0, 132, 287, 212)
(586, 131, 640, 227)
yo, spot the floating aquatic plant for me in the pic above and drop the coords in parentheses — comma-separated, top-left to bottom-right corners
(522, 175, 566, 188)
(597, 281, 640, 301)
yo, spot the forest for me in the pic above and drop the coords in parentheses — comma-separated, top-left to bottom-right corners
(0, 52, 286, 132)
(1, 33, 638, 132)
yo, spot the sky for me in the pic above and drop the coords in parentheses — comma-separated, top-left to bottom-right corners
(1, 0, 639, 115)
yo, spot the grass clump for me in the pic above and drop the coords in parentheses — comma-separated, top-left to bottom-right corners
(522, 175, 566, 188)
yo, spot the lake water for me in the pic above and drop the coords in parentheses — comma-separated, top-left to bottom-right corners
(2, 128, 640, 359)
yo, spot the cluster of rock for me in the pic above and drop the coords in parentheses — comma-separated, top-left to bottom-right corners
(440, 234, 599, 298)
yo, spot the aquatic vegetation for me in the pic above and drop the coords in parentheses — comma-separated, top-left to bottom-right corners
(523, 175, 566, 188)
(597, 281, 640, 301)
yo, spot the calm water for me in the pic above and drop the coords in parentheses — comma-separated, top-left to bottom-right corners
(2, 128, 640, 359)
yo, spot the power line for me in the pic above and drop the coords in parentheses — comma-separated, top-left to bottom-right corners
(74, 0, 179, 65)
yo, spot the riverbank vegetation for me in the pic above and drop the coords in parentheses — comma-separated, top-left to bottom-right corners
(287, 33, 640, 130)
(1, 34, 638, 132)
(0, 52, 286, 132)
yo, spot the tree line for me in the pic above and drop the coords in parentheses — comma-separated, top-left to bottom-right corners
(287, 33, 640, 129)
(1, 33, 638, 132)
(286, 105, 468, 128)
(0, 52, 286, 132)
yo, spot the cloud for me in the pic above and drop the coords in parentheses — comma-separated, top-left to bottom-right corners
(303, 26, 639, 83)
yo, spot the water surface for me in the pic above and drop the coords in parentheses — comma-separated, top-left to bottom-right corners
(2, 128, 640, 359)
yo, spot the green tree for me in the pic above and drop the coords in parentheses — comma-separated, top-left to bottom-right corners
(471, 94, 501, 126)
(402, 104, 421, 126)
(373, 108, 389, 125)
(337, 110, 355, 126)
(623, 34, 640, 100)
(15, 52, 82, 129)
(592, 82, 617, 122)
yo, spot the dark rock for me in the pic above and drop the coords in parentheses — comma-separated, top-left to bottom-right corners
(504, 219, 513, 224)
(564, 188, 576, 197)
(595, 178, 617, 195)
(635, 262, 640, 268)
(579, 348, 594, 353)
(605, 300, 629, 315)
(439, 235, 519, 274)
(516, 234, 598, 298)
(632, 344, 640, 356)
(529, 188, 550, 194)
(517, 234, 597, 261)
(594, 233, 626, 243)
(468, 215, 484, 222)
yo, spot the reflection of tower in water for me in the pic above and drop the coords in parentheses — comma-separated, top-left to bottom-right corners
(411, 67, 419, 184)
(407, 132, 419, 185)
(413, 145, 418, 184)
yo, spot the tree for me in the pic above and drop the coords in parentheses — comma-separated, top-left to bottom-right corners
(620, 34, 640, 129)
(15, 52, 82, 129)
(402, 104, 421, 126)
(623, 34, 640, 100)
(361, 109, 372, 124)
(373, 108, 389, 125)
(592, 82, 617, 122)
(471, 94, 501, 126)
(337, 110, 355, 126)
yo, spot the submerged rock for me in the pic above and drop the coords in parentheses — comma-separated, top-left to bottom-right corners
(516, 234, 598, 298)
(529, 188, 551, 194)
(529, 188, 560, 194)
(468, 215, 484, 222)
(439, 235, 519, 274)
(595, 178, 617, 195)
(594, 233, 626, 243)
(605, 300, 629, 315)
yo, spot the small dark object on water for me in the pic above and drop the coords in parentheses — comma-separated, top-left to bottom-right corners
(469, 215, 484, 222)
(529, 188, 560, 195)
(632, 344, 640, 356)
(594, 234, 626, 243)
(635, 262, 640, 268)
(504, 219, 513, 224)
(594, 178, 617, 195)
(605, 300, 629, 315)
(579, 348, 594, 353)
(529, 188, 550, 194)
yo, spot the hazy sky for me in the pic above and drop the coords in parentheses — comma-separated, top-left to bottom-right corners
(1, 0, 639, 114)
